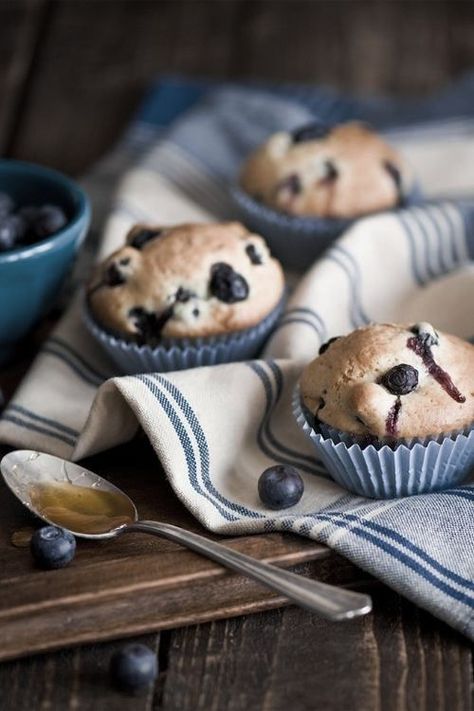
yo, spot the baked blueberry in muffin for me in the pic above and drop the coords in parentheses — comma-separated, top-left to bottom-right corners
(300, 322, 474, 439)
(87, 222, 285, 344)
(240, 122, 413, 219)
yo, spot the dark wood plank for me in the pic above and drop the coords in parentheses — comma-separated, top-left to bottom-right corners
(0, 438, 375, 662)
(0, 0, 47, 151)
(6, 0, 240, 175)
(4, 0, 474, 175)
(160, 586, 473, 711)
(0, 633, 161, 711)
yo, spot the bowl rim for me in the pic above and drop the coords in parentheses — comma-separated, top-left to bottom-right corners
(0, 159, 91, 265)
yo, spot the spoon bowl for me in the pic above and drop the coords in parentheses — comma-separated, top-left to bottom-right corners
(1, 450, 372, 621)
(1, 450, 137, 539)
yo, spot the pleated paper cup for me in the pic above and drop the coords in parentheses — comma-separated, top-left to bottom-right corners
(231, 184, 424, 272)
(83, 296, 285, 375)
(292, 386, 474, 499)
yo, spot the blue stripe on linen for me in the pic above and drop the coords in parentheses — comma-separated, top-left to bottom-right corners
(48, 337, 112, 382)
(273, 317, 324, 340)
(43, 346, 103, 388)
(247, 362, 325, 476)
(314, 512, 474, 607)
(1, 414, 76, 447)
(422, 205, 453, 275)
(265, 360, 326, 469)
(408, 208, 439, 280)
(6, 404, 80, 437)
(137, 374, 239, 522)
(148, 374, 263, 519)
(279, 307, 327, 342)
(398, 210, 427, 285)
(441, 489, 474, 503)
(319, 511, 474, 596)
(326, 245, 370, 327)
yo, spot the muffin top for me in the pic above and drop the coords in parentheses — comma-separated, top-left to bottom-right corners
(87, 221, 285, 342)
(240, 122, 412, 219)
(300, 322, 474, 439)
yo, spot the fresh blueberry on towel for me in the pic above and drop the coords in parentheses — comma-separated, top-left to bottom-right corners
(0, 192, 14, 218)
(30, 525, 76, 569)
(110, 644, 158, 694)
(209, 262, 249, 303)
(380, 364, 419, 396)
(258, 465, 304, 509)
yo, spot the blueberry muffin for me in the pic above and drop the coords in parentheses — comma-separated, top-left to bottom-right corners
(300, 322, 474, 439)
(87, 222, 285, 344)
(240, 122, 413, 219)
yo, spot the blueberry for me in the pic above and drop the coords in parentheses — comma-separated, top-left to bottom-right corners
(128, 305, 173, 343)
(32, 205, 67, 238)
(0, 192, 14, 218)
(320, 159, 339, 184)
(292, 121, 331, 143)
(277, 173, 302, 196)
(130, 228, 162, 250)
(0, 215, 26, 251)
(245, 244, 263, 265)
(30, 525, 76, 570)
(258, 465, 304, 510)
(318, 336, 340, 355)
(104, 263, 126, 287)
(209, 263, 249, 303)
(110, 643, 158, 694)
(380, 364, 418, 396)
(410, 322, 439, 347)
(175, 287, 194, 303)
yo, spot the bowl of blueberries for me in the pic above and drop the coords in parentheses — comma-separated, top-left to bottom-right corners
(0, 159, 90, 365)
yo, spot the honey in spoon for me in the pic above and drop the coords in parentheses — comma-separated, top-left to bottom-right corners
(29, 481, 135, 534)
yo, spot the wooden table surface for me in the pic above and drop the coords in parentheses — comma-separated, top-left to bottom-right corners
(1, 2, 474, 709)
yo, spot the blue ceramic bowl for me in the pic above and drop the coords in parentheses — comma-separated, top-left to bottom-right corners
(0, 160, 90, 365)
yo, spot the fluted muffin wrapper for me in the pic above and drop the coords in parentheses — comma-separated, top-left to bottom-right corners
(231, 184, 424, 272)
(292, 386, 474, 499)
(82, 296, 285, 375)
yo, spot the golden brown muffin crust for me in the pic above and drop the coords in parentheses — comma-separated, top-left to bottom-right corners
(300, 323, 474, 439)
(87, 221, 285, 341)
(240, 122, 412, 219)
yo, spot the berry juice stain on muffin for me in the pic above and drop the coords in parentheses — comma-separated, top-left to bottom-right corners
(240, 122, 413, 219)
(87, 222, 285, 343)
(407, 323, 465, 403)
(300, 323, 474, 439)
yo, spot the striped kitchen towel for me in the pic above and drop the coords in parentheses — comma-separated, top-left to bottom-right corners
(1, 75, 474, 638)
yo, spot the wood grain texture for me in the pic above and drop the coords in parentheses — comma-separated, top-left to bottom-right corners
(0, 0, 48, 151)
(0, 586, 470, 711)
(161, 587, 473, 711)
(0, 438, 375, 662)
(3, 0, 474, 174)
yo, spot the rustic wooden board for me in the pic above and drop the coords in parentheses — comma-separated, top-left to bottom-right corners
(0, 437, 373, 663)
(0, 585, 471, 711)
(3, 0, 474, 175)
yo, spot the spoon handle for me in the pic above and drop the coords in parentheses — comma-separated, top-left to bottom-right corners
(125, 520, 372, 621)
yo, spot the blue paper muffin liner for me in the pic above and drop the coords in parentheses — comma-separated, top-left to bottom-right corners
(83, 296, 285, 375)
(231, 184, 424, 272)
(292, 386, 474, 499)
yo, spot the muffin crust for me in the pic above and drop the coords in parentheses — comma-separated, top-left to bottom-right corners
(87, 222, 285, 342)
(240, 122, 412, 219)
(300, 323, 474, 438)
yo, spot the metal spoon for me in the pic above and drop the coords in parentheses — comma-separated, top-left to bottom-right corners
(1, 450, 372, 621)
